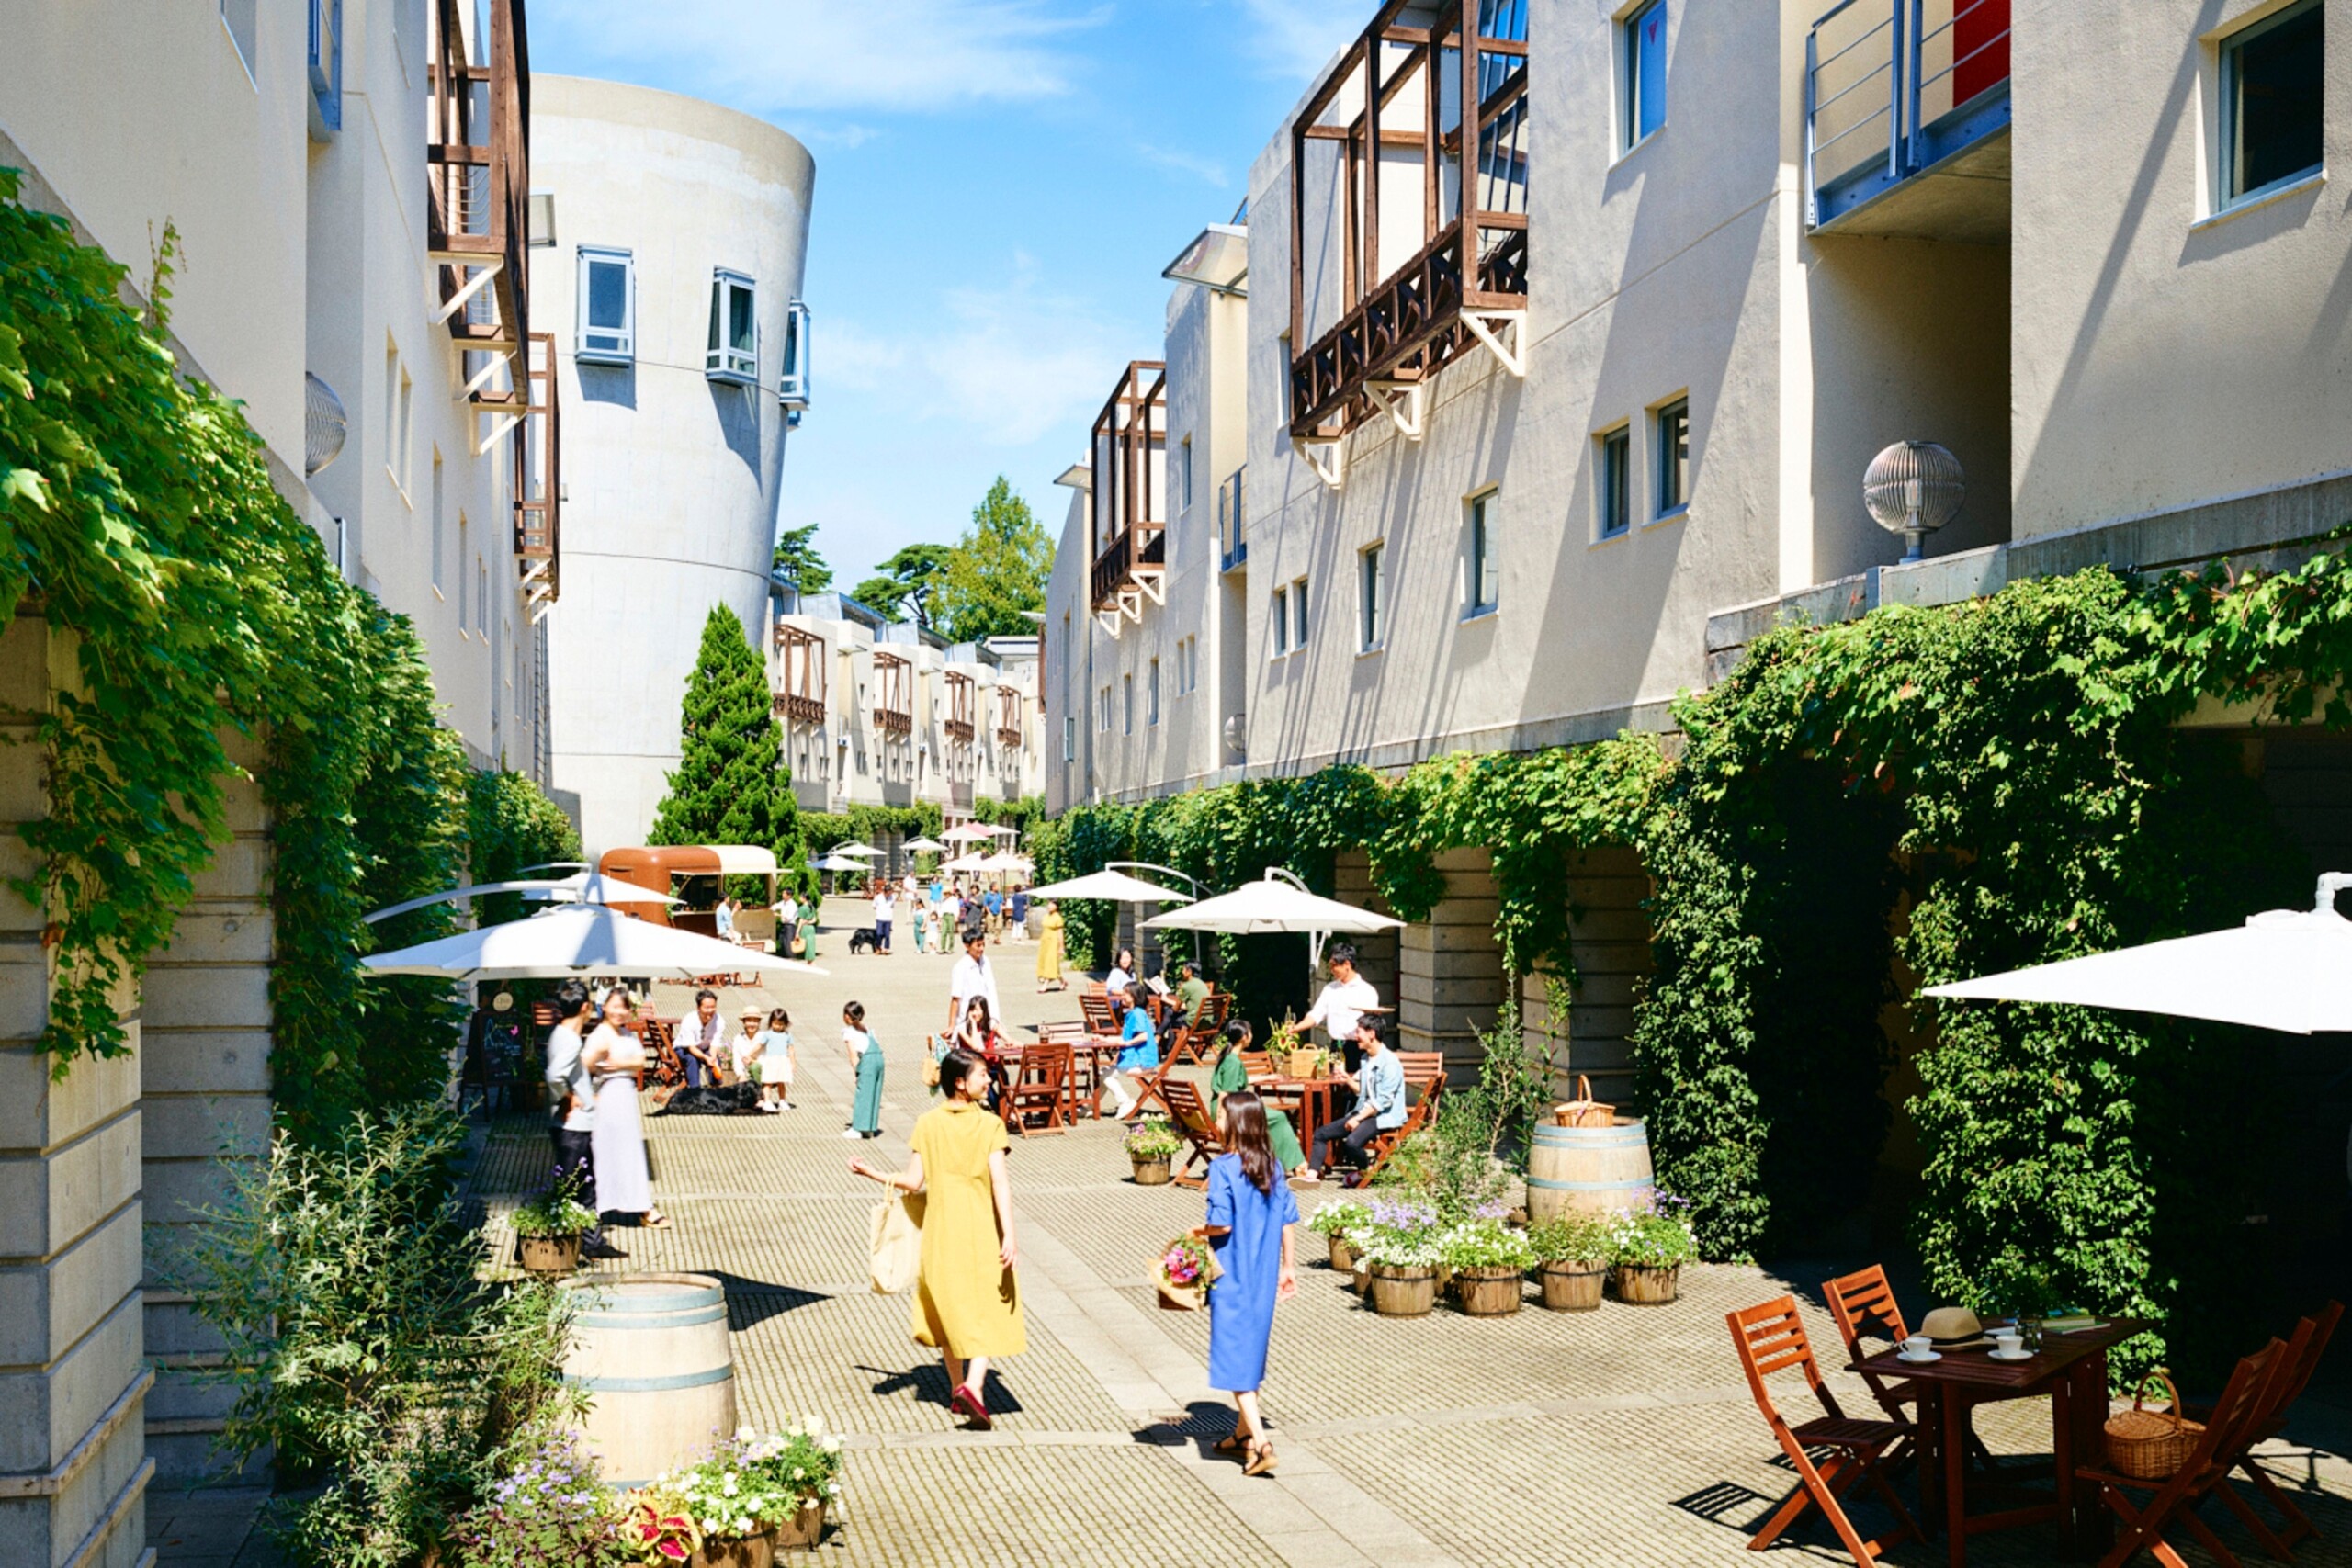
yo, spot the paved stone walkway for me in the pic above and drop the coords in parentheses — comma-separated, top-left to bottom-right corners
(156, 897, 2352, 1565)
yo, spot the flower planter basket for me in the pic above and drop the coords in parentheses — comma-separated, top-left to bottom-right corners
(1130, 1157, 1172, 1187)
(690, 1530, 776, 1568)
(1283, 1049, 1324, 1079)
(1367, 1263, 1438, 1318)
(1611, 1263, 1681, 1305)
(771, 1502, 827, 1553)
(1453, 1266, 1524, 1316)
(517, 1235, 582, 1277)
(1327, 1235, 1354, 1271)
(1351, 1261, 1370, 1295)
(2105, 1373, 2201, 1481)
(1538, 1262, 1606, 1313)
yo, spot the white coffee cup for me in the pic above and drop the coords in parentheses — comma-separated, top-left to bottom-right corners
(1900, 1335, 1933, 1359)
(1992, 1329, 2023, 1355)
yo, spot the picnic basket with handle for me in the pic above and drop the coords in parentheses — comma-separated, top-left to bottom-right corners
(2104, 1371, 2202, 1480)
(1552, 1075, 1616, 1129)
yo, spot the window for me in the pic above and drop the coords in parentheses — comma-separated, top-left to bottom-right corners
(1359, 544, 1385, 651)
(778, 300, 813, 409)
(1219, 468, 1248, 568)
(707, 270, 759, 384)
(2221, 0, 2323, 207)
(527, 191, 555, 247)
(307, 0, 344, 134)
(221, 0, 259, 84)
(384, 340, 413, 499)
(1123, 673, 1134, 735)
(430, 448, 445, 594)
(1466, 491, 1498, 615)
(577, 248, 634, 365)
(1655, 398, 1690, 517)
(457, 515, 470, 633)
(1148, 659, 1161, 726)
(1599, 426, 1632, 539)
(1292, 577, 1310, 649)
(1182, 436, 1195, 515)
(477, 558, 489, 637)
(1271, 588, 1290, 656)
(1623, 0, 1668, 150)
(1063, 715, 1077, 761)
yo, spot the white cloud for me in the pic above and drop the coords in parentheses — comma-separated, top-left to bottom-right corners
(537, 0, 1111, 114)
(1137, 142, 1229, 187)
(1233, 0, 1364, 81)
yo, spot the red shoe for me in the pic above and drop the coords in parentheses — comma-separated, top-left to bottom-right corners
(950, 1383, 993, 1429)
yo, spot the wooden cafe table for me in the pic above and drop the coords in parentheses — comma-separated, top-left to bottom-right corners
(1849, 1317, 2149, 1566)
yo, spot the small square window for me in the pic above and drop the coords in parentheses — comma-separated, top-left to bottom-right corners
(579, 248, 634, 365)
(1359, 544, 1385, 651)
(1599, 427, 1632, 539)
(1271, 588, 1289, 657)
(1623, 0, 1668, 150)
(1292, 577, 1310, 649)
(707, 270, 759, 384)
(1656, 398, 1690, 517)
(779, 300, 813, 409)
(1466, 491, 1498, 614)
(2221, 0, 2323, 207)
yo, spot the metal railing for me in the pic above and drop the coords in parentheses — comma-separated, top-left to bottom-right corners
(1804, 0, 2011, 227)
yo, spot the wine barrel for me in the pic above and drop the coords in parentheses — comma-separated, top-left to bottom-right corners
(560, 1273, 735, 1485)
(1526, 1117, 1654, 1224)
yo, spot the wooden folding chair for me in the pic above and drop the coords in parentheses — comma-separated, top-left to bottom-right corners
(640, 1019, 684, 1089)
(1121, 1042, 1181, 1122)
(1079, 987, 1120, 1036)
(2077, 1336, 2288, 1568)
(2184, 1300, 2341, 1553)
(1166, 1022, 1214, 1066)
(1728, 1296, 1921, 1567)
(1202, 991, 1234, 1031)
(1161, 1079, 1228, 1189)
(1001, 1043, 1071, 1136)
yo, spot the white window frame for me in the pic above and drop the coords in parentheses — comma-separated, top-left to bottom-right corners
(1597, 424, 1632, 540)
(1148, 658, 1160, 726)
(2217, 0, 2324, 210)
(707, 268, 759, 385)
(1654, 396, 1690, 520)
(1292, 576, 1310, 649)
(1123, 673, 1134, 736)
(1359, 543, 1385, 653)
(1271, 588, 1290, 657)
(576, 246, 635, 365)
(1621, 0, 1668, 153)
(778, 299, 813, 409)
(1465, 489, 1499, 616)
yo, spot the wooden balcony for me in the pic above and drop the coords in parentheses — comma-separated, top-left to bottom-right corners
(774, 625, 826, 726)
(513, 331, 560, 603)
(995, 687, 1023, 751)
(427, 0, 528, 356)
(1089, 361, 1168, 632)
(872, 651, 912, 737)
(944, 671, 976, 745)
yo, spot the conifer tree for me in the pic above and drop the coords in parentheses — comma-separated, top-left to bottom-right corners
(650, 607, 801, 882)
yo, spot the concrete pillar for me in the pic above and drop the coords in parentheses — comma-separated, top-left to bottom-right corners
(140, 733, 272, 1483)
(0, 616, 154, 1568)
(1396, 848, 1504, 1078)
(1328, 851, 1398, 1009)
(1520, 845, 1653, 1111)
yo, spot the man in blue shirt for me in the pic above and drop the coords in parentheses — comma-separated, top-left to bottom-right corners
(1312, 1017, 1405, 1175)
(1105, 994, 1159, 1119)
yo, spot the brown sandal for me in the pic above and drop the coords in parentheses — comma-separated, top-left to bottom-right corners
(1213, 1432, 1248, 1455)
(1244, 1439, 1279, 1476)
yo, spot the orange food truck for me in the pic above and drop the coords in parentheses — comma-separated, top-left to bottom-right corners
(597, 845, 783, 949)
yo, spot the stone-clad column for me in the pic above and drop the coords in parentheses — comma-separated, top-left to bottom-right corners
(1396, 847, 1504, 1078)
(1520, 845, 1655, 1110)
(0, 616, 155, 1568)
(139, 732, 273, 1483)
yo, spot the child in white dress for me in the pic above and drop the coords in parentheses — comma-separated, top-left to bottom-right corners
(757, 1006, 797, 1112)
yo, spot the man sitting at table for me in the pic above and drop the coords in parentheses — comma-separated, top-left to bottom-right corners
(1312, 1017, 1405, 1176)
(1104, 992, 1159, 1120)
(1159, 959, 1211, 1049)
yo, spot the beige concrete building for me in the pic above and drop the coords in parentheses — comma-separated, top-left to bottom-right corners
(1048, 0, 2346, 1079)
(532, 78, 816, 855)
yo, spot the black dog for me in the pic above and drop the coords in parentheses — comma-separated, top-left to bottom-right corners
(847, 927, 879, 954)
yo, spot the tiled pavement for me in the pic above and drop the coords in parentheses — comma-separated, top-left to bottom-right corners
(156, 897, 2352, 1565)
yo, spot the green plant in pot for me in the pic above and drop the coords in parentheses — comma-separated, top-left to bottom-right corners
(1527, 1212, 1612, 1312)
(1606, 1192, 1698, 1305)
(636, 1419, 845, 1563)
(513, 1163, 598, 1276)
(1306, 1199, 1371, 1271)
(1348, 1198, 1443, 1318)
(1437, 1216, 1535, 1316)
(451, 1434, 627, 1566)
(1124, 1118, 1183, 1186)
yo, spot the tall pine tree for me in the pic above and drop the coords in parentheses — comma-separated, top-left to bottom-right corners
(650, 606, 802, 884)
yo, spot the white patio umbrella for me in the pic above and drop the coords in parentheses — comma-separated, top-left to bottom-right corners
(942, 823, 997, 844)
(977, 852, 1032, 874)
(831, 842, 886, 859)
(1146, 869, 1402, 980)
(811, 853, 867, 873)
(943, 852, 990, 873)
(364, 872, 678, 924)
(1027, 870, 1194, 904)
(1923, 874, 2352, 1035)
(903, 836, 949, 853)
(364, 901, 826, 982)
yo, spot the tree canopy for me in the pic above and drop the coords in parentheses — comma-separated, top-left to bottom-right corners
(650, 606, 801, 877)
(850, 543, 955, 627)
(771, 522, 831, 592)
(933, 476, 1054, 643)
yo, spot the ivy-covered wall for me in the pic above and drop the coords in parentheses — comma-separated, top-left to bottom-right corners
(1043, 550, 2352, 1379)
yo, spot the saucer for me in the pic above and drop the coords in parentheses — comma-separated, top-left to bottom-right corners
(1896, 1349, 1941, 1363)
(1987, 1348, 2033, 1361)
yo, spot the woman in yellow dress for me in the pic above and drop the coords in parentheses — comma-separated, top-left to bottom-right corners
(1035, 898, 1067, 992)
(851, 1048, 1024, 1427)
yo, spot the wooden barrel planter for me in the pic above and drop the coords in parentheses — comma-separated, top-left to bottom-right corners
(771, 1502, 826, 1553)
(1327, 1235, 1354, 1271)
(1367, 1264, 1438, 1318)
(1611, 1264, 1681, 1305)
(560, 1273, 736, 1486)
(1537, 1262, 1606, 1312)
(1453, 1267, 1524, 1317)
(1130, 1157, 1172, 1187)
(690, 1530, 776, 1568)
(519, 1234, 582, 1277)
(1526, 1118, 1654, 1224)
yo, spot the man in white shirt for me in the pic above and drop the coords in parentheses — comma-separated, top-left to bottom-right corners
(673, 987, 727, 1087)
(541, 979, 623, 1258)
(772, 889, 801, 961)
(949, 926, 1002, 1031)
(871, 883, 895, 955)
(1301, 942, 1381, 1070)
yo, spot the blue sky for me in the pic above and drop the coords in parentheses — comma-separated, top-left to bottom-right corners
(532, 0, 1365, 587)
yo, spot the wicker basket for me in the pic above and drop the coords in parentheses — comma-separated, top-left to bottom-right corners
(1552, 1075, 1616, 1129)
(2104, 1371, 2202, 1480)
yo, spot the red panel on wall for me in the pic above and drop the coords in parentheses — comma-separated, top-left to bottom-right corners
(1952, 0, 2010, 106)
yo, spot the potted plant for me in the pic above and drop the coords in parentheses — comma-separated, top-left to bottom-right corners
(639, 1420, 845, 1564)
(1438, 1219, 1535, 1316)
(1155, 1233, 1219, 1311)
(1348, 1198, 1442, 1317)
(1306, 1199, 1370, 1271)
(1606, 1193, 1697, 1305)
(1124, 1118, 1182, 1186)
(1268, 1015, 1321, 1079)
(452, 1434, 627, 1566)
(512, 1164, 597, 1277)
(1527, 1213, 1611, 1312)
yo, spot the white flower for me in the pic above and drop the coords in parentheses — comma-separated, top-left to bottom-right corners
(701, 1517, 719, 1534)
(804, 1414, 826, 1437)
(791, 1468, 805, 1481)
(734, 1517, 752, 1536)
(722, 1474, 739, 1495)
(826, 1481, 841, 1495)
(820, 1436, 842, 1454)
(736, 1424, 756, 1441)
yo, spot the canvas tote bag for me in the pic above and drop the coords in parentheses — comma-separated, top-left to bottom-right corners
(867, 1190, 925, 1294)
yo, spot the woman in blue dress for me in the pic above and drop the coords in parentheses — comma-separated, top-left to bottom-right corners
(1198, 1089, 1299, 1476)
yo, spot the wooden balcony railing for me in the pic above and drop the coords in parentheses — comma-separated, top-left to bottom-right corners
(872, 651, 912, 737)
(513, 331, 559, 600)
(427, 0, 527, 356)
(774, 625, 826, 725)
(995, 688, 1023, 750)
(944, 671, 976, 745)
(1088, 362, 1168, 623)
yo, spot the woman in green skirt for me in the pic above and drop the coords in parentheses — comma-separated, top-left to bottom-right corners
(843, 999, 885, 1139)
(1209, 1018, 1309, 1178)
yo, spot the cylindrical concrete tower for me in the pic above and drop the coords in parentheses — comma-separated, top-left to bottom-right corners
(530, 76, 814, 852)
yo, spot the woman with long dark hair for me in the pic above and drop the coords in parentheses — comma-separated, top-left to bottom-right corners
(852, 1047, 1025, 1428)
(1198, 1089, 1299, 1475)
(1208, 1018, 1311, 1179)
